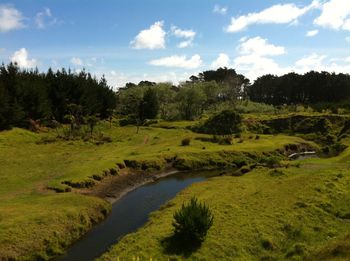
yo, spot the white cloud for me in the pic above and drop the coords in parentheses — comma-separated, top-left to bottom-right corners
(10, 48, 37, 68)
(237, 36, 285, 56)
(171, 26, 196, 48)
(149, 54, 202, 69)
(233, 37, 288, 80)
(314, 0, 350, 30)
(70, 57, 83, 66)
(35, 8, 57, 29)
(0, 4, 24, 32)
(295, 53, 327, 71)
(211, 53, 230, 69)
(226, 1, 320, 32)
(306, 29, 319, 37)
(131, 21, 166, 49)
(293, 53, 350, 74)
(101, 70, 193, 89)
(213, 5, 227, 15)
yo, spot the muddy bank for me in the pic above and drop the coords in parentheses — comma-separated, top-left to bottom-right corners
(81, 167, 180, 204)
(69, 142, 317, 203)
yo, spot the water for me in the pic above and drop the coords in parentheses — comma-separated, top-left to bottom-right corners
(56, 171, 217, 261)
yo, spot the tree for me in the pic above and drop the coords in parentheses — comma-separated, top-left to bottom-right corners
(176, 84, 206, 120)
(196, 110, 242, 135)
(138, 87, 159, 120)
(173, 197, 214, 242)
(85, 114, 99, 136)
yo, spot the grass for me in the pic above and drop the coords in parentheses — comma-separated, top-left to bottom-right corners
(0, 121, 312, 260)
(98, 153, 350, 260)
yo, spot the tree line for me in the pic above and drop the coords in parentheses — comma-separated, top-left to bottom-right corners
(116, 68, 250, 122)
(247, 71, 350, 105)
(0, 63, 116, 130)
(2, 63, 350, 131)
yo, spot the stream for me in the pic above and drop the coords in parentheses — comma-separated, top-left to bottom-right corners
(56, 170, 217, 261)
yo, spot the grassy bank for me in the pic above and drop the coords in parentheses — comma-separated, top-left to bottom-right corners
(98, 150, 350, 260)
(0, 121, 312, 260)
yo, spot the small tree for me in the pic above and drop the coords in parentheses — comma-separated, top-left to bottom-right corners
(85, 114, 99, 136)
(172, 197, 213, 242)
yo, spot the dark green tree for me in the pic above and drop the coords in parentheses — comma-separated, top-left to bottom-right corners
(138, 88, 159, 120)
(173, 197, 214, 242)
(196, 110, 242, 135)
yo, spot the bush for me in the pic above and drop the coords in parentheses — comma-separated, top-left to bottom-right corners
(173, 197, 213, 242)
(181, 137, 191, 146)
(193, 110, 242, 135)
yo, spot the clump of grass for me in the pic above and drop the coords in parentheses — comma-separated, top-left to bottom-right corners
(261, 238, 275, 250)
(181, 137, 191, 146)
(218, 136, 233, 145)
(269, 169, 285, 177)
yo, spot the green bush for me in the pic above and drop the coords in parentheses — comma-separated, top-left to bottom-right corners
(172, 197, 214, 242)
(181, 137, 191, 146)
(193, 110, 242, 135)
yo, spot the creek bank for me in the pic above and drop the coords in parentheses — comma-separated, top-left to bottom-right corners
(55, 171, 218, 261)
(60, 141, 316, 203)
(48, 141, 316, 261)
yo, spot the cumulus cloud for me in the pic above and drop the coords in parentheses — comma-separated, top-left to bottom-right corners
(35, 8, 58, 29)
(213, 5, 227, 15)
(10, 48, 37, 68)
(314, 0, 350, 30)
(233, 37, 288, 79)
(237, 36, 285, 56)
(100, 70, 192, 89)
(306, 29, 319, 37)
(0, 4, 24, 32)
(211, 53, 230, 68)
(295, 53, 327, 71)
(226, 1, 320, 32)
(70, 57, 99, 67)
(171, 26, 196, 48)
(131, 21, 166, 49)
(292, 53, 350, 74)
(149, 54, 202, 69)
(70, 57, 83, 66)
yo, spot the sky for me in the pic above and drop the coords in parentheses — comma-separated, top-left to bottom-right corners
(1, 0, 350, 88)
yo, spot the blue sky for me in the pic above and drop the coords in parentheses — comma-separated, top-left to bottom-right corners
(1, 0, 350, 88)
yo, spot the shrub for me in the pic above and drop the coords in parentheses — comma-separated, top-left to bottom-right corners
(218, 136, 233, 145)
(172, 197, 213, 242)
(193, 110, 242, 135)
(181, 137, 191, 146)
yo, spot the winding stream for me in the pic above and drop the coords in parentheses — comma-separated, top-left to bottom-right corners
(56, 170, 217, 261)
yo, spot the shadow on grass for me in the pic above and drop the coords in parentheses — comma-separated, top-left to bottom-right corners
(161, 234, 202, 258)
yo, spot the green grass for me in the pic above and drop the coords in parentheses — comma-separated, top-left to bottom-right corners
(0, 121, 312, 259)
(98, 146, 350, 260)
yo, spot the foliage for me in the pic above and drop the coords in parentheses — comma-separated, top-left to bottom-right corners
(172, 197, 213, 242)
(176, 84, 206, 120)
(0, 63, 116, 130)
(247, 71, 350, 105)
(139, 88, 159, 120)
(181, 137, 191, 146)
(194, 110, 242, 135)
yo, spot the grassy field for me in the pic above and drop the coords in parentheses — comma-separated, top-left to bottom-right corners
(0, 121, 311, 260)
(99, 148, 350, 260)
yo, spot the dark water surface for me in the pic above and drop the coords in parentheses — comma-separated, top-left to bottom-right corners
(56, 171, 216, 261)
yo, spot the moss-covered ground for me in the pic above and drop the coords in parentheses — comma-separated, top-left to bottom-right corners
(0, 116, 347, 260)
